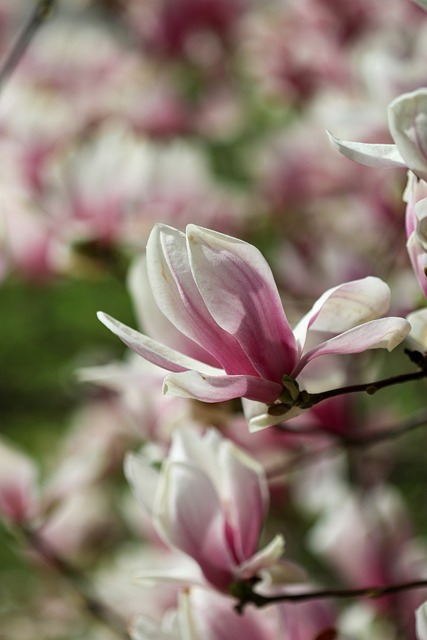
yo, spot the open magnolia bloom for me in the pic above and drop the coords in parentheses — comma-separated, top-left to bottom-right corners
(98, 224, 410, 429)
(328, 88, 427, 181)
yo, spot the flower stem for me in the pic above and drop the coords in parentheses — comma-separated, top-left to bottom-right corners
(234, 578, 427, 613)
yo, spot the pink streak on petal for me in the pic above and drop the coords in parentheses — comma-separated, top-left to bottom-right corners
(186, 225, 297, 382)
(220, 443, 268, 562)
(163, 370, 282, 403)
(327, 131, 405, 168)
(97, 312, 219, 374)
(147, 224, 259, 376)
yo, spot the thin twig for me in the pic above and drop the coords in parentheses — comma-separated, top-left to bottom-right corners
(234, 578, 427, 613)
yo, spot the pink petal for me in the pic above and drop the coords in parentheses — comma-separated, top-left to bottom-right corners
(180, 587, 273, 640)
(97, 312, 219, 375)
(186, 225, 297, 382)
(294, 317, 411, 375)
(128, 253, 218, 367)
(168, 428, 224, 497)
(293, 277, 391, 353)
(163, 370, 282, 403)
(147, 224, 259, 376)
(327, 131, 405, 168)
(156, 462, 235, 590)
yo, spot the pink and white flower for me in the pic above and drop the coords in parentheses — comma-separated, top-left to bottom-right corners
(125, 427, 284, 592)
(98, 224, 410, 428)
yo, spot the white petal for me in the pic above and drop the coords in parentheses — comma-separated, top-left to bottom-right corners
(327, 131, 405, 168)
(389, 89, 427, 181)
(293, 277, 391, 353)
(236, 534, 285, 580)
(163, 370, 282, 404)
(295, 317, 411, 375)
(124, 452, 160, 515)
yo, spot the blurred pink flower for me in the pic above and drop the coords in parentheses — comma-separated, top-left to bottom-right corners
(125, 427, 284, 591)
(417, 602, 427, 640)
(328, 88, 427, 180)
(0, 439, 38, 525)
(126, 0, 245, 62)
(99, 224, 410, 427)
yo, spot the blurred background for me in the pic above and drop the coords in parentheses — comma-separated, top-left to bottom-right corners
(2, 0, 427, 638)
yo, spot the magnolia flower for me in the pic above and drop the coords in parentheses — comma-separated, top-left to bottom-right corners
(125, 427, 285, 592)
(98, 224, 410, 428)
(328, 88, 427, 180)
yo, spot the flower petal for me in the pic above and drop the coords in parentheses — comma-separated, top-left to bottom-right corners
(294, 317, 411, 375)
(147, 224, 259, 376)
(242, 399, 307, 432)
(293, 277, 391, 352)
(124, 452, 161, 515)
(179, 587, 272, 640)
(389, 89, 427, 181)
(128, 253, 218, 367)
(155, 461, 235, 590)
(97, 312, 219, 375)
(186, 225, 297, 382)
(163, 370, 282, 404)
(407, 308, 427, 349)
(327, 131, 405, 168)
(236, 534, 285, 581)
(416, 602, 427, 640)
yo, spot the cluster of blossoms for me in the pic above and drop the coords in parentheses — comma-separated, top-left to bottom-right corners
(4, 1, 427, 639)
